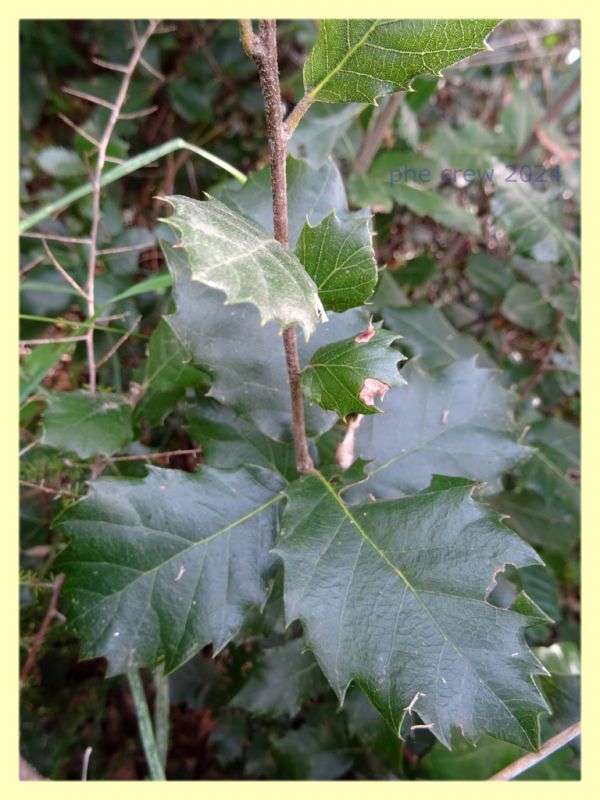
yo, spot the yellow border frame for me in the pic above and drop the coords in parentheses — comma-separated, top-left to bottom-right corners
(5, 4, 597, 794)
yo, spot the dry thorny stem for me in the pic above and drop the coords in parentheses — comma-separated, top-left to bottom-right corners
(241, 20, 314, 473)
(82, 19, 160, 392)
(354, 93, 404, 173)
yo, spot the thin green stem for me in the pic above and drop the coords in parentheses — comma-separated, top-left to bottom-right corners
(127, 670, 166, 781)
(153, 665, 170, 772)
(20, 138, 246, 233)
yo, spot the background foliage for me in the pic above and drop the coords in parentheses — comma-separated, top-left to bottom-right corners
(19, 19, 580, 780)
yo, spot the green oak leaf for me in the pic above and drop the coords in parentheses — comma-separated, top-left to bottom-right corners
(303, 20, 499, 104)
(54, 465, 284, 675)
(164, 240, 367, 441)
(300, 326, 406, 418)
(352, 358, 532, 499)
(232, 638, 330, 718)
(159, 195, 326, 340)
(296, 211, 377, 312)
(275, 472, 549, 749)
(42, 390, 133, 459)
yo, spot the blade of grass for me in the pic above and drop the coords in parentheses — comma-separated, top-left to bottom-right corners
(20, 138, 246, 233)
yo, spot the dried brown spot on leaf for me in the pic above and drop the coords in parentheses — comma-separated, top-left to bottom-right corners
(359, 377, 389, 407)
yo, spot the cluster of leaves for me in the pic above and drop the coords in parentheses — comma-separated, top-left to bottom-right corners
(20, 19, 580, 780)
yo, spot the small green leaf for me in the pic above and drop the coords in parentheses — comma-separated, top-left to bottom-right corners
(465, 252, 515, 300)
(42, 390, 133, 458)
(275, 472, 548, 749)
(492, 166, 579, 268)
(232, 639, 329, 718)
(303, 20, 499, 104)
(160, 195, 326, 339)
(133, 320, 207, 427)
(501, 282, 556, 334)
(36, 146, 86, 179)
(296, 211, 377, 312)
(390, 183, 480, 235)
(55, 465, 284, 675)
(300, 326, 406, 418)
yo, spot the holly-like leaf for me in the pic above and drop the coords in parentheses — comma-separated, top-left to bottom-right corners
(232, 639, 329, 718)
(54, 465, 284, 675)
(382, 305, 492, 368)
(352, 358, 531, 499)
(296, 211, 377, 312)
(215, 156, 364, 249)
(133, 320, 208, 427)
(303, 20, 499, 104)
(42, 390, 133, 458)
(159, 195, 326, 339)
(275, 472, 549, 749)
(300, 326, 406, 418)
(164, 240, 367, 441)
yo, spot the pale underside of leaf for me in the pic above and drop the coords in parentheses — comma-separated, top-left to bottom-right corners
(275, 472, 549, 749)
(55, 465, 284, 675)
(159, 194, 326, 339)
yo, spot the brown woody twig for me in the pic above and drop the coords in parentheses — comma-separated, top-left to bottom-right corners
(20, 574, 65, 688)
(241, 20, 314, 473)
(489, 721, 581, 780)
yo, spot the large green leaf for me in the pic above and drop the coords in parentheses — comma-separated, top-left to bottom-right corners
(303, 20, 499, 104)
(500, 282, 556, 335)
(42, 390, 133, 459)
(296, 212, 377, 312)
(215, 156, 363, 249)
(382, 305, 492, 368)
(300, 327, 406, 418)
(275, 472, 548, 749)
(352, 358, 531, 499)
(164, 241, 367, 441)
(55, 465, 284, 675)
(160, 195, 326, 339)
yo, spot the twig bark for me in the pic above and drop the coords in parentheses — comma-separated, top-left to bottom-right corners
(354, 93, 404, 173)
(84, 19, 160, 392)
(20, 574, 65, 688)
(241, 20, 314, 473)
(488, 721, 581, 780)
